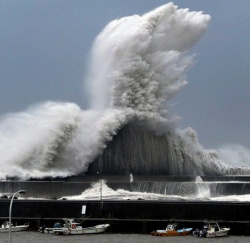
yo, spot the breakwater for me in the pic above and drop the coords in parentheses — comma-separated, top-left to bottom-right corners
(1, 175, 250, 198)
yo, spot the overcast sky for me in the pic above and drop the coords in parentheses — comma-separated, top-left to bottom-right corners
(0, 0, 249, 151)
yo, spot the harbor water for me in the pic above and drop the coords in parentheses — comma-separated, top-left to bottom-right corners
(0, 232, 249, 243)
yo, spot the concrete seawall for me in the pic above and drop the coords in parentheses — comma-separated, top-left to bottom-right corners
(0, 199, 250, 235)
(1, 175, 250, 198)
(1, 176, 250, 234)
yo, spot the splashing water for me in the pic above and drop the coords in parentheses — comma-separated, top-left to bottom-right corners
(63, 180, 250, 202)
(64, 180, 188, 201)
(195, 176, 211, 198)
(87, 3, 210, 115)
(0, 3, 249, 179)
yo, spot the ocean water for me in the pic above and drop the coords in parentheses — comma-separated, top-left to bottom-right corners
(0, 232, 249, 243)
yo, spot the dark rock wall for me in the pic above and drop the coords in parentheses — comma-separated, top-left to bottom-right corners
(87, 124, 222, 176)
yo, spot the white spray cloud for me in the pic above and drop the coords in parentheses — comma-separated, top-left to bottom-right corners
(0, 102, 81, 178)
(1, 3, 247, 179)
(87, 3, 210, 122)
(61, 108, 135, 172)
(217, 144, 250, 167)
(0, 103, 135, 179)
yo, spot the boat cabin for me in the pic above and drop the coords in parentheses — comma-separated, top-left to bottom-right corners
(166, 223, 183, 231)
(62, 218, 80, 229)
(1, 221, 12, 228)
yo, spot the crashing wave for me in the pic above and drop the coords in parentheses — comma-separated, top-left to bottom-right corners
(0, 3, 249, 179)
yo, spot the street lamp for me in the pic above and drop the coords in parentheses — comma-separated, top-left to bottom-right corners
(9, 190, 26, 243)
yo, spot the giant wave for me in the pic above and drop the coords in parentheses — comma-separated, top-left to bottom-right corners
(0, 3, 249, 179)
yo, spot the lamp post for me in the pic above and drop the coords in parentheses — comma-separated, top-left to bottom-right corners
(9, 190, 26, 243)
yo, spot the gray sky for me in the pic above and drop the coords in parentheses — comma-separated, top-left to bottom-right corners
(0, 0, 249, 150)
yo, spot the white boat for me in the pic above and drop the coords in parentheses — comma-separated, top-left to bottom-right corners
(194, 221, 230, 238)
(0, 221, 29, 233)
(52, 218, 109, 235)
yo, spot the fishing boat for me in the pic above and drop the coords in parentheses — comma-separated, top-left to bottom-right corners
(151, 223, 192, 236)
(193, 221, 230, 238)
(0, 221, 29, 233)
(38, 225, 53, 234)
(52, 218, 109, 235)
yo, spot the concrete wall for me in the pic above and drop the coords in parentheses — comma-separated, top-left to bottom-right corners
(1, 199, 250, 234)
(1, 199, 250, 221)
